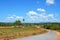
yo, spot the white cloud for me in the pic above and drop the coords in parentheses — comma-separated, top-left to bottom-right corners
(16, 16, 23, 19)
(38, 14, 47, 18)
(27, 12, 58, 22)
(26, 8, 59, 23)
(7, 16, 14, 19)
(37, 8, 46, 12)
(48, 14, 54, 18)
(27, 11, 37, 15)
(7, 14, 16, 19)
(7, 14, 23, 21)
(46, 0, 55, 5)
(53, 18, 58, 21)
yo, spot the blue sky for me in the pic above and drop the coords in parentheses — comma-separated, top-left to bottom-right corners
(0, 0, 60, 23)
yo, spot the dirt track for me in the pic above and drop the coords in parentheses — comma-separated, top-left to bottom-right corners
(54, 31, 60, 40)
(12, 31, 56, 40)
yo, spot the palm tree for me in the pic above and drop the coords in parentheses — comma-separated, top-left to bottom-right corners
(23, 19, 25, 22)
(23, 19, 25, 26)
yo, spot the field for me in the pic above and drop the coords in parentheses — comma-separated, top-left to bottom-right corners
(0, 26, 47, 40)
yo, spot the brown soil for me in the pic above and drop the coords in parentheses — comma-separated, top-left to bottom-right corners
(54, 31, 60, 40)
(0, 26, 11, 28)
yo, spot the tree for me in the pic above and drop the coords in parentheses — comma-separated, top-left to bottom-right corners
(13, 20, 22, 26)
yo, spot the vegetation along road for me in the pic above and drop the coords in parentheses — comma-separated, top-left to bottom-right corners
(13, 31, 56, 40)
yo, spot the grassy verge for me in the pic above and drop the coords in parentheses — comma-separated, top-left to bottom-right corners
(0, 27, 48, 40)
(55, 30, 60, 32)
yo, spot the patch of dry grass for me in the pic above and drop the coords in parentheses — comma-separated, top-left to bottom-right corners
(0, 27, 48, 40)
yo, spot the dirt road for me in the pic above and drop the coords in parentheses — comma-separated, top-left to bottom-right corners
(13, 31, 56, 40)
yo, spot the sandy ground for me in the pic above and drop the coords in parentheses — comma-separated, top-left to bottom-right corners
(54, 31, 60, 40)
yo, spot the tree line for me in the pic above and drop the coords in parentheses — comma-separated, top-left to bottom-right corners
(0, 20, 60, 30)
(0, 20, 22, 26)
(42, 23, 60, 30)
